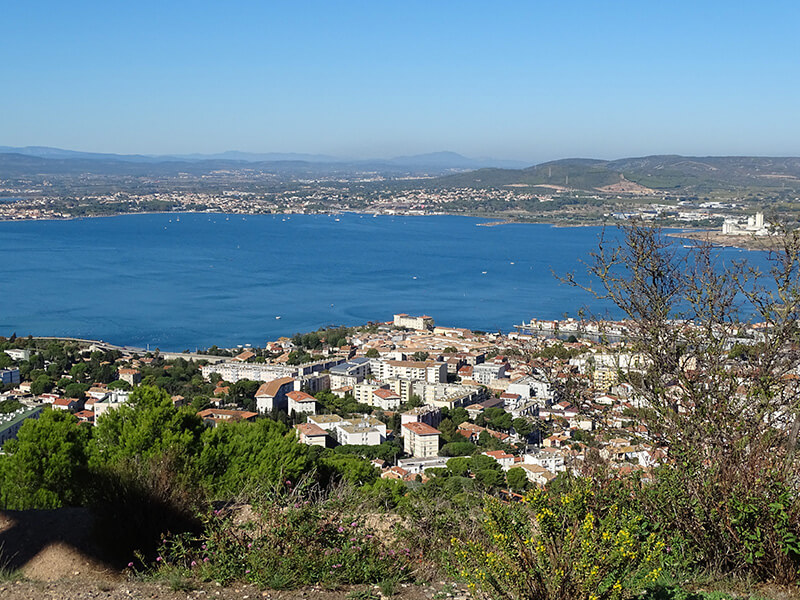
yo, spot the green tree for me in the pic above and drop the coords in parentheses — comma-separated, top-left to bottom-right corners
(484, 407, 513, 431)
(506, 467, 528, 492)
(320, 452, 379, 486)
(70, 362, 89, 381)
(365, 348, 380, 358)
(438, 417, 457, 442)
(449, 407, 469, 426)
(89, 386, 205, 468)
(64, 382, 90, 400)
(197, 418, 313, 497)
(30, 374, 54, 396)
(474, 469, 504, 489)
(512, 417, 534, 438)
(0, 410, 90, 509)
(439, 441, 477, 457)
(446, 457, 471, 477)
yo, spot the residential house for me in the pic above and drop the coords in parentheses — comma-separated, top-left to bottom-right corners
(117, 368, 141, 386)
(516, 463, 557, 486)
(483, 449, 515, 471)
(197, 408, 258, 427)
(295, 422, 328, 447)
(52, 397, 83, 411)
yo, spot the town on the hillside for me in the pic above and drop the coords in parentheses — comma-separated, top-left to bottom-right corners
(0, 312, 766, 488)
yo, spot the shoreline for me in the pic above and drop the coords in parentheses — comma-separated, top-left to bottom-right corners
(0, 208, 706, 234)
(666, 229, 782, 251)
(1, 209, 775, 251)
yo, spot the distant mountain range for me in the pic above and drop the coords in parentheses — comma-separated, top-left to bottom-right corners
(0, 146, 529, 173)
(2, 147, 799, 194)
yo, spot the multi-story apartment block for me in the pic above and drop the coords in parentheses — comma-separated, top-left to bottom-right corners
(402, 422, 441, 457)
(369, 359, 447, 384)
(400, 404, 442, 429)
(202, 357, 344, 384)
(118, 367, 142, 386)
(287, 390, 317, 415)
(329, 357, 371, 388)
(255, 377, 295, 412)
(353, 382, 389, 406)
(371, 388, 401, 411)
(472, 363, 508, 385)
(0, 368, 21, 386)
(393, 314, 435, 331)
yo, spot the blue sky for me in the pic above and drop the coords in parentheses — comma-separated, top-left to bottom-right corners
(2, 1, 799, 162)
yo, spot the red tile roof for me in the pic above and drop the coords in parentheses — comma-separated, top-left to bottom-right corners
(402, 422, 440, 436)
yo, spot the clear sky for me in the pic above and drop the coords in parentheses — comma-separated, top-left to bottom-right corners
(2, 1, 799, 163)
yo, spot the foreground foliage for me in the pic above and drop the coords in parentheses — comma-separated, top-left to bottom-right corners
(153, 494, 411, 589)
(450, 477, 665, 600)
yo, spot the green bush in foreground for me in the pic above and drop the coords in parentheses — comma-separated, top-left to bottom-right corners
(152, 500, 412, 589)
(450, 478, 666, 600)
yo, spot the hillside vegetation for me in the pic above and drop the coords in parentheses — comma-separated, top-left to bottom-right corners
(433, 155, 800, 194)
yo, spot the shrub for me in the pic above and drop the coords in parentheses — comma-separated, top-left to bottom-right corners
(450, 478, 666, 600)
(155, 499, 410, 588)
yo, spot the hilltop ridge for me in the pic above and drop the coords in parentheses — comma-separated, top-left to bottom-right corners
(432, 154, 800, 194)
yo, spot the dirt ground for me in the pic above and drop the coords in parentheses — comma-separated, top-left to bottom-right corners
(0, 507, 470, 600)
(0, 580, 464, 600)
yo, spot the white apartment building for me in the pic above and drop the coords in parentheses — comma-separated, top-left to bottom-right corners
(307, 414, 345, 431)
(397, 456, 449, 474)
(506, 375, 551, 403)
(333, 416, 387, 446)
(369, 359, 447, 384)
(287, 390, 317, 415)
(353, 382, 390, 405)
(401, 404, 442, 429)
(4, 349, 31, 362)
(328, 357, 370, 389)
(202, 362, 295, 384)
(472, 363, 508, 385)
(371, 388, 401, 411)
(202, 357, 345, 384)
(393, 314, 435, 330)
(306, 414, 386, 446)
(413, 381, 487, 409)
(255, 377, 295, 413)
(524, 448, 566, 473)
(402, 422, 441, 457)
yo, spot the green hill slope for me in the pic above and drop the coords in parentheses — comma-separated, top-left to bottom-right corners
(431, 155, 800, 194)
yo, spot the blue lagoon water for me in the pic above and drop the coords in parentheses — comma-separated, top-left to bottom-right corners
(0, 213, 769, 350)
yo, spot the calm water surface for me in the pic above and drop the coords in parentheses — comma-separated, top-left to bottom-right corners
(0, 213, 767, 350)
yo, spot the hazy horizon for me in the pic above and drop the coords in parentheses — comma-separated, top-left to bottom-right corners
(3, 1, 800, 162)
(4, 144, 800, 167)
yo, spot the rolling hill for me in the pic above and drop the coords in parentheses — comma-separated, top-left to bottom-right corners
(431, 155, 800, 194)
